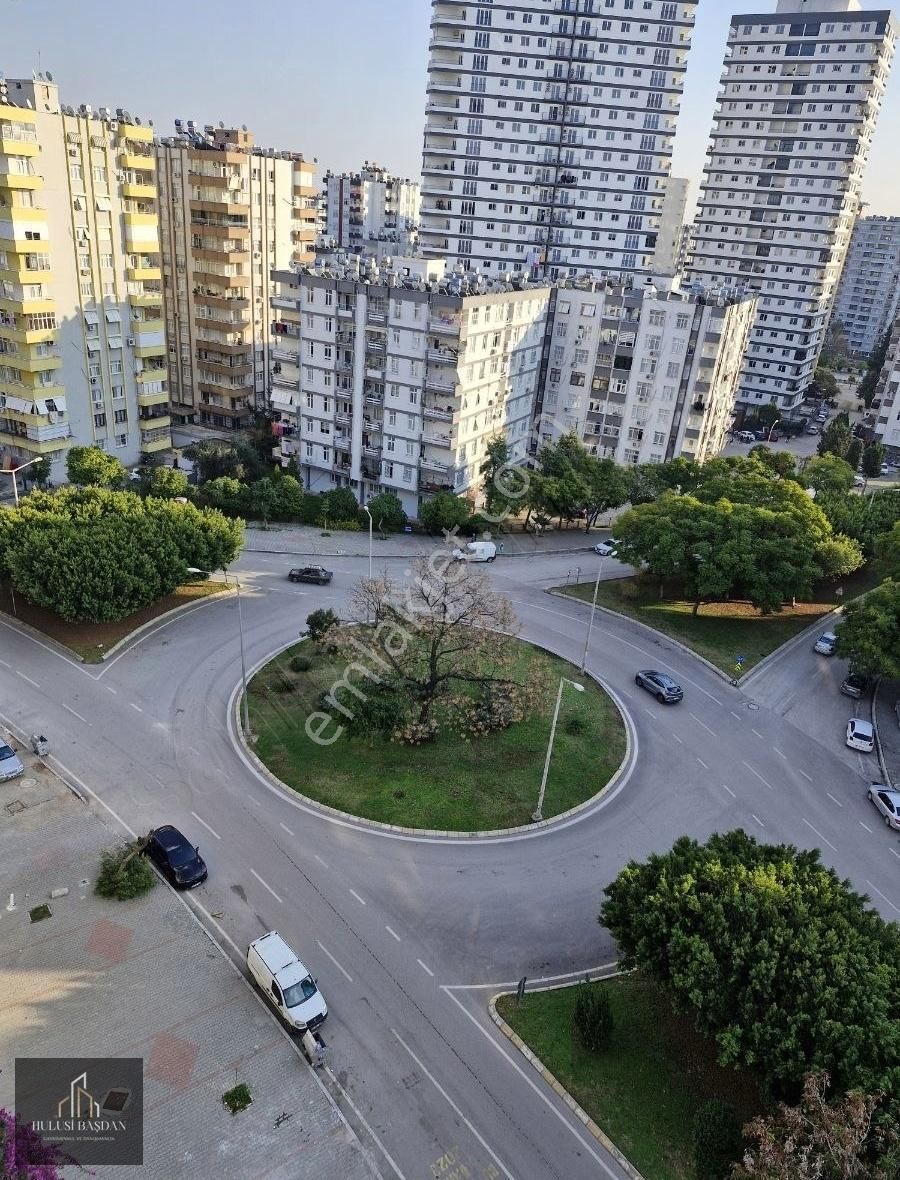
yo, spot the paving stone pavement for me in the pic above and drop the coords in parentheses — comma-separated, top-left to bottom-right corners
(0, 755, 376, 1180)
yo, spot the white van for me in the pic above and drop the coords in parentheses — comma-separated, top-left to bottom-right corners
(247, 931, 327, 1031)
(452, 541, 497, 563)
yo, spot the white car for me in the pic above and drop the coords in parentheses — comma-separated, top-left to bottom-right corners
(867, 784, 900, 830)
(853, 475, 866, 488)
(813, 632, 837, 656)
(0, 742, 24, 782)
(846, 718, 875, 753)
(593, 540, 617, 557)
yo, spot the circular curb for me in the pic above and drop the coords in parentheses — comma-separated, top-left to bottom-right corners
(488, 982, 646, 1180)
(99, 583, 235, 661)
(232, 636, 636, 841)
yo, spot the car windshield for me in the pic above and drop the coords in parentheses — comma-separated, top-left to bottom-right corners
(167, 843, 197, 868)
(283, 976, 318, 1008)
(0, 745, 16, 761)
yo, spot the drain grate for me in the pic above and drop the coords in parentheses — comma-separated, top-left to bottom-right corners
(5, 800, 25, 816)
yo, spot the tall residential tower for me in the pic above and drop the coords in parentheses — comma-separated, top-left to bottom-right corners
(686, 2, 896, 413)
(833, 214, 900, 356)
(419, 0, 699, 280)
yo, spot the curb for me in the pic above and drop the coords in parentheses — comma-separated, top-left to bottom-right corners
(739, 607, 844, 690)
(488, 982, 646, 1180)
(99, 582, 235, 661)
(244, 543, 603, 561)
(0, 612, 85, 664)
(232, 636, 636, 841)
(871, 677, 893, 789)
(546, 588, 737, 686)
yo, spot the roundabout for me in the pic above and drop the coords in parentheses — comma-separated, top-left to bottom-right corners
(0, 541, 897, 1180)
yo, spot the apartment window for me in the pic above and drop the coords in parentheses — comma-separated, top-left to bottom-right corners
(93, 412, 107, 428)
(115, 434, 128, 449)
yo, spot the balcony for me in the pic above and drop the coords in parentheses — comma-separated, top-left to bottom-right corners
(138, 388, 170, 409)
(425, 373, 456, 394)
(424, 404, 453, 422)
(428, 314, 460, 336)
(420, 456, 450, 473)
(427, 348, 458, 365)
(271, 295, 299, 312)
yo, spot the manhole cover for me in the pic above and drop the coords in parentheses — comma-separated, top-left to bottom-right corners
(747, 702, 760, 711)
(20, 778, 37, 788)
(5, 800, 25, 816)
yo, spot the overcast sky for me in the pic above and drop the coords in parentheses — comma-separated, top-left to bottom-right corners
(4, 0, 899, 216)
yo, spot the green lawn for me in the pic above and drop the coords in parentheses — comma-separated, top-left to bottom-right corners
(558, 566, 880, 676)
(247, 639, 626, 831)
(497, 976, 762, 1180)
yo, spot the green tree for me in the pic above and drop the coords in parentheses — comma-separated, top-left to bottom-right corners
(862, 442, 886, 479)
(185, 438, 267, 484)
(199, 476, 249, 517)
(298, 492, 324, 525)
(479, 435, 526, 523)
(138, 465, 190, 499)
(818, 419, 853, 461)
(858, 328, 892, 408)
(876, 522, 900, 579)
(802, 455, 856, 496)
(24, 456, 52, 489)
(271, 474, 304, 521)
(304, 607, 340, 647)
(249, 477, 278, 528)
(365, 492, 407, 532)
(845, 437, 864, 472)
(817, 488, 900, 558)
(419, 492, 473, 535)
(834, 578, 900, 678)
(693, 1100, 743, 1180)
(66, 445, 127, 489)
(322, 486, 360, 524)
(600, 831, 900, 1098)
(749, 445, 796, 480)
(813, 366, 840, 399)
(582, 456, 631, 531)
(755, 402, 781, 429)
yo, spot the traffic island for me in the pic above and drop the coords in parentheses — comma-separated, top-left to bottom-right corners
(245, 638, 627, 833)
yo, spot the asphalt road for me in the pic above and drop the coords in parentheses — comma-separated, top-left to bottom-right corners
(1, 547, 899, 1180)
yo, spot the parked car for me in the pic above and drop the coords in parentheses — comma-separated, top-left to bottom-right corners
(814, 632, 837, 655)
(881, 463, 893, 477)
(247, 931, 327, 1032)
(867, 784, 900, 831)
(635, 669, 684, 704)
(593, 540, 617, 557)
(736, 430, 756, 443)
(145, 825, 208, 889)
(853, 475, 866, 488)
(806, 425, 820, 436)
(288, 566, 333, 585)
(840, 672, 869, 699)
(846, 718, 875, 753)
(452, 541, 497, 563)
(0, 742, 24, 783)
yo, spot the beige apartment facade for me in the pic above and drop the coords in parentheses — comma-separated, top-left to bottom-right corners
(156, 125, 316, 431)
(0, 77, 169, 482)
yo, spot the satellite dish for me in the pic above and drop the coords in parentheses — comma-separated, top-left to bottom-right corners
(46, 71, 53, 82)
(241, 124, 247, 132)
(219, 120, 225, 129)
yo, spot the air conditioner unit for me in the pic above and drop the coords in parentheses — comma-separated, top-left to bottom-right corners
(80, 267, 91, 276)
(68, 147, 78, 158)
(90, 377, 99, 385)
(126, 337, 136, 346)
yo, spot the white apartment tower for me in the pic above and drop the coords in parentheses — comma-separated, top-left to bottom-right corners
(833, 214, 900, 356)
(1, 77, 170, 481)
(686, 2, 896, 413)
(322, 164, 420, 255)
(270, 256, 551, 515)
(419, 0, 699, 280)
(156, 124, 316, 431)
(869, 315, 900, 460)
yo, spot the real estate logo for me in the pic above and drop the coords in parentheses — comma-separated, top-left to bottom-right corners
(15, 1057, 143, 1165)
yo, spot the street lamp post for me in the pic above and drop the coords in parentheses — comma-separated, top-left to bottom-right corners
(362, 505, 373, 581)
(766, 418, 781, 443)
(223, 567, 251, 738)
(580, 559, 604, 673)
(533, 677, 585, 823)
(1, 457, 42, 506)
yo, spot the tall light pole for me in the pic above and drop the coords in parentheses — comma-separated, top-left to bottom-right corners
(580, 558, 604, 673)
(1, 457, 42, 506)
(533, 677, 585, 823)
(222, 566, 251, 737)
(362, 505, 373, 580)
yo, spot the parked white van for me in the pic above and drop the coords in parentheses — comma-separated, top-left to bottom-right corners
(452, 541, 497, 563)
(247, 931, 327, 1031)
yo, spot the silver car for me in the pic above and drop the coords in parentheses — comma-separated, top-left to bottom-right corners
(814, 632, 837, 655)
(0, 742, 24, 782)
(846, 718, 875, 753)
(867, 784, 900, 831)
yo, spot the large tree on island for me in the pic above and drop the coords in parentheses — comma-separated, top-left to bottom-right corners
(834, 578, 900, 679)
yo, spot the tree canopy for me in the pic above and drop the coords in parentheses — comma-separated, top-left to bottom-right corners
(419, 491, 472, 535)
(364, 492, 407, 532)
(66, 445, 127, 489)
(834, 578, 900, 679)
(802, 455, 856, 496)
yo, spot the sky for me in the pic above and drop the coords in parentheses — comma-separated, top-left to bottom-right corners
(4, 0, 900, 216)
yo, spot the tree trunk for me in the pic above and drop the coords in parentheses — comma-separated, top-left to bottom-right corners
(659, 578, 665, 600)
(693, 598, 702, 617)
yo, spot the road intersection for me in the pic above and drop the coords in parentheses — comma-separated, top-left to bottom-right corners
(1, 545, 898, 1180)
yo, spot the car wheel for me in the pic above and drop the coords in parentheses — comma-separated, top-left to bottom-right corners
(886, 814, 893, 827)
(657, 692, 666, 704)
(635, 675, 643, 687)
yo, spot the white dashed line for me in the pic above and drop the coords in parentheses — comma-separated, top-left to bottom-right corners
(248, 796, 262, 807)
(62, 703, 91, 726)
(741, 761, 774, 791)
(773, 748, 787, 760)
(752, 728, 766, 740)
(689, 712, 717, 738)
(105, 684, 117, 695)
(697, 758, 709, 770)
(750, 814, 765, 829)
(316, 940, 353, 983)
(129, 702, 143, 713)
(730, 711, 742, 721)
(314, 854, 329, 869)
(721, 784, 737, 799)
(250, 868, 283, 904)
(0, 658, 10, 668)
(799, 770, 813, 782)
(865, 880, 900, 915)
(890, 849, 900, 861)
(826, 792, 843, 809)
(802, 818, 837, 852)
(417, 959, 435, 978)
(385, 925, 402, 942)
(16, 671, 39, 688)
(279, 822, 294, 836)
(349, 889, 367, 906)
(859, 821, 873, 833)
(670, 732, 683, 744)
(190, 811, 221, 840)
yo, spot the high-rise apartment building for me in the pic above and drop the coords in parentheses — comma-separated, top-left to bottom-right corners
(270, 256, 551, 514)
(686, 2, 896, 413)
(419, 0, 699, 280)
(651, 176, 690, 277)
(833, 214, 900, 356)
(156, 124, 316, 431)
(1, 77, 169, 481)
(869, 313, 900, 460)
(538, 277, 756, 466)
(321, 164, 420, 255)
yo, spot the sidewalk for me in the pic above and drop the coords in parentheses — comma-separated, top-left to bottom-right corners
(243, 521, 611, 559)
(875, 678, 900, 787)
(0, 752, 374, 1180)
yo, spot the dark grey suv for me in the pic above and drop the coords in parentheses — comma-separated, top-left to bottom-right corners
(635, 670, 684, 704)
(288, 566, 333, 585)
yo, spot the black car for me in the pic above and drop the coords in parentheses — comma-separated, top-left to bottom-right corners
(635, 669, 684, 704)
(145, 825, 207, 889)
(288, 566, 333, 585)
(840, 671, 870, 699)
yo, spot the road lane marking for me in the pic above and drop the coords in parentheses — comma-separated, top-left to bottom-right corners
(442, 989, 623, 1177)
(391, 1029, 516, 1180)
(750, 814, 765, 829)
(250, 869, 283, 904)
(105, 685, 117, 695)
(774, 748, 787, 760)
(62, 703, 90, 726)
(0, 658, 10, 668)
(417, 959, 435, 978)
(802, 818, 837, 852)
(190, 811, 221, 840)
(865, 880, 900, 915)
(670, 731, 683, 744)
(826, 793, 843, 808)
(697, 757, 709, 770)
(730, 711, 742, 721)
(890, 849, 900, 861)
(859, 821, 873, 833)
(348, 888, 367, 906)
(799, 770, 813, 782)
(689, 712, 717, 738)
(314, 853, 329, 868)
(741, 761, 774, 791)
(721, 784, 737, 799)
(16, 671, 39, 688)
(279, 821, 294, 836)
(129, 702, 143, 713)
(248, 796, 262, 807)
(385, 925, 402, 942)
(324, 1066, 407, 1180)
(752, 729, 765, 740)
(316, 940, 353, 983)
